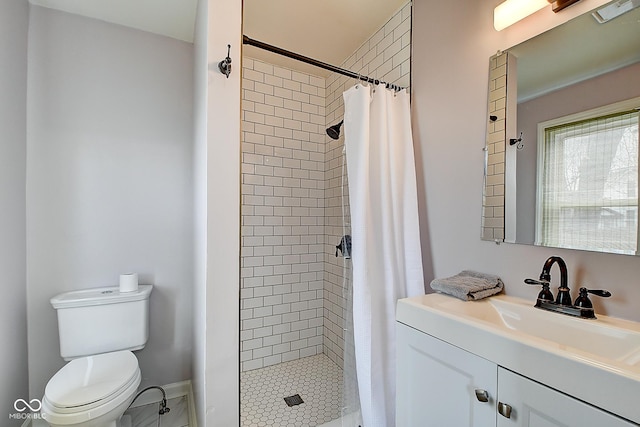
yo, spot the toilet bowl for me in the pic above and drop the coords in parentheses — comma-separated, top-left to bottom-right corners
(41, 351, 141, 427)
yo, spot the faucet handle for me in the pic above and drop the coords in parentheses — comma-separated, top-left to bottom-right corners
(524, 278, 554, 301)
(586, 288, 612, 298)
(574, 287, 612, 308)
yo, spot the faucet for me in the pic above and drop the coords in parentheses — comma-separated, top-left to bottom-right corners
(540, 256, 572, 305)
(524, 256, 612, 319)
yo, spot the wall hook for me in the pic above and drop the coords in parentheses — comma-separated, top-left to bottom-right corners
(218, 44, 232, 78)
(510, 131, 524, 150)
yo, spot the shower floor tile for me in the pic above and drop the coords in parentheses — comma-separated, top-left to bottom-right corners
(241, 354, 343, 427)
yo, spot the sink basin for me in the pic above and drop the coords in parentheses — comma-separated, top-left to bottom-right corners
(430, 295, 640, 366)
(397, 292, 640, 424)
(489, 298, 640, 366)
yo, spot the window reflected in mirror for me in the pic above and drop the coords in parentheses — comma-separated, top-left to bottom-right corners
(537, 104, 640, 254)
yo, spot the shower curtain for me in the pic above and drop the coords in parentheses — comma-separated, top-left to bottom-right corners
(343, 83, 424, 427)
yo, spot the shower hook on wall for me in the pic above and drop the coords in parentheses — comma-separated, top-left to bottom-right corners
(218, 44, 232, 78)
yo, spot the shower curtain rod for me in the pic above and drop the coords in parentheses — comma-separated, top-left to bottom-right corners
(242, 35, 404, 91)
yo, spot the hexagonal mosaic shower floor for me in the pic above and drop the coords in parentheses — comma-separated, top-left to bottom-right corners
(241, 354, 343, 426)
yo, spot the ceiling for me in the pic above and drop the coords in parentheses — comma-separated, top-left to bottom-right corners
(243, 0, 407, 76)
(509, 1, 640, 102)
(29, 0, 408, 78)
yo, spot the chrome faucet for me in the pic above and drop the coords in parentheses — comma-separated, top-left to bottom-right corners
(524, 256, 611, 319)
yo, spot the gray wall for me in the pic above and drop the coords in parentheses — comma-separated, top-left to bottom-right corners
(0, 0, 29, 424)
(412, 0, 640, 322)
(26, 6, 194, 397)
(516, 62, 640, 243)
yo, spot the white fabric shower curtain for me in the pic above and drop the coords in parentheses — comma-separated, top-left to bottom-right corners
(343, 84, 425, 427)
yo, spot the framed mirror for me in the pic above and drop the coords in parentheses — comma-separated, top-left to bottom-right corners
(482, 0, 640, 255)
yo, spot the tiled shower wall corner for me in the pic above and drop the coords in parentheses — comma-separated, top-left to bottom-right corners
(240, 1, 412, 372)
(323, 2, 412, 367)
(482, 53, 507, 241)
(240, 58, 327, 372)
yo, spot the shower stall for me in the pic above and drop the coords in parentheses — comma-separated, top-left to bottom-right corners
(239, 3, 412, 426)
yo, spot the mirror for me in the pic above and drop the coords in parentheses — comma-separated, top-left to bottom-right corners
(482, 0, 640, 254)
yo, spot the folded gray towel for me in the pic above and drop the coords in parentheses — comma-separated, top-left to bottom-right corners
(430, 270, 504, 301)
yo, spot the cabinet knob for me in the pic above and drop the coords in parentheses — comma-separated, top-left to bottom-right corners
(498, 401, 512, 418)
(474, 389, 489, 402)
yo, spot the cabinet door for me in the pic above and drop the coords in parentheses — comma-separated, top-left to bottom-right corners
(396, 323, 497, 427)
(497, 368, 637, 427)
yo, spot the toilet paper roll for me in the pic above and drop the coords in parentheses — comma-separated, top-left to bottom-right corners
(119, 273, 139, 293)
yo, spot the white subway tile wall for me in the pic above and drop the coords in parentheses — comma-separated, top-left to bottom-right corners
(483, 53, 507, 241)
(323, 2, 412, 368)
(241, 57, 327, 372)
(241, 2, 412, 372)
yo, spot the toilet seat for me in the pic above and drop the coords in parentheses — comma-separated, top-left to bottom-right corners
(42, 351, 141, 425)
(45, 350, 139, 410)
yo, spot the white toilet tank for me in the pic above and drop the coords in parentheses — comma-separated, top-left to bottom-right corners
(51, 285, 153, 360)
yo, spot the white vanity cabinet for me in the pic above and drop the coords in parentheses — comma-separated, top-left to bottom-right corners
(397, 322, 638, 427)
(496, 367, 636, 427)
(396, 323, 497, 426)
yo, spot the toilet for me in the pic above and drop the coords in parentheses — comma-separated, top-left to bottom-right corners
(41, 285, 153, 427)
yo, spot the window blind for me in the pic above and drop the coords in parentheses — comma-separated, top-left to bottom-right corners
(539, 110, 640, 254)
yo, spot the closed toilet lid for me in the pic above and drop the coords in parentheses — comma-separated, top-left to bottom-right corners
(45, 350, 139, 409)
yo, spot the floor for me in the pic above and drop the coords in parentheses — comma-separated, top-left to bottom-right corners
(32, 356, 340, 427)
(30, 394, 191, 427)
(123, 395, 191, 427)
(241, 354, 344, 427)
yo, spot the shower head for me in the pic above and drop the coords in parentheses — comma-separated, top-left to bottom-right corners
(326, 120, 344, 140)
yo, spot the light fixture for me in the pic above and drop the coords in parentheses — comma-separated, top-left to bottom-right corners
(494, 0, 583, 31)
(550, 0, 583, 12)
(592, 0, 640, 23)
(494, 0, 549, 31)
